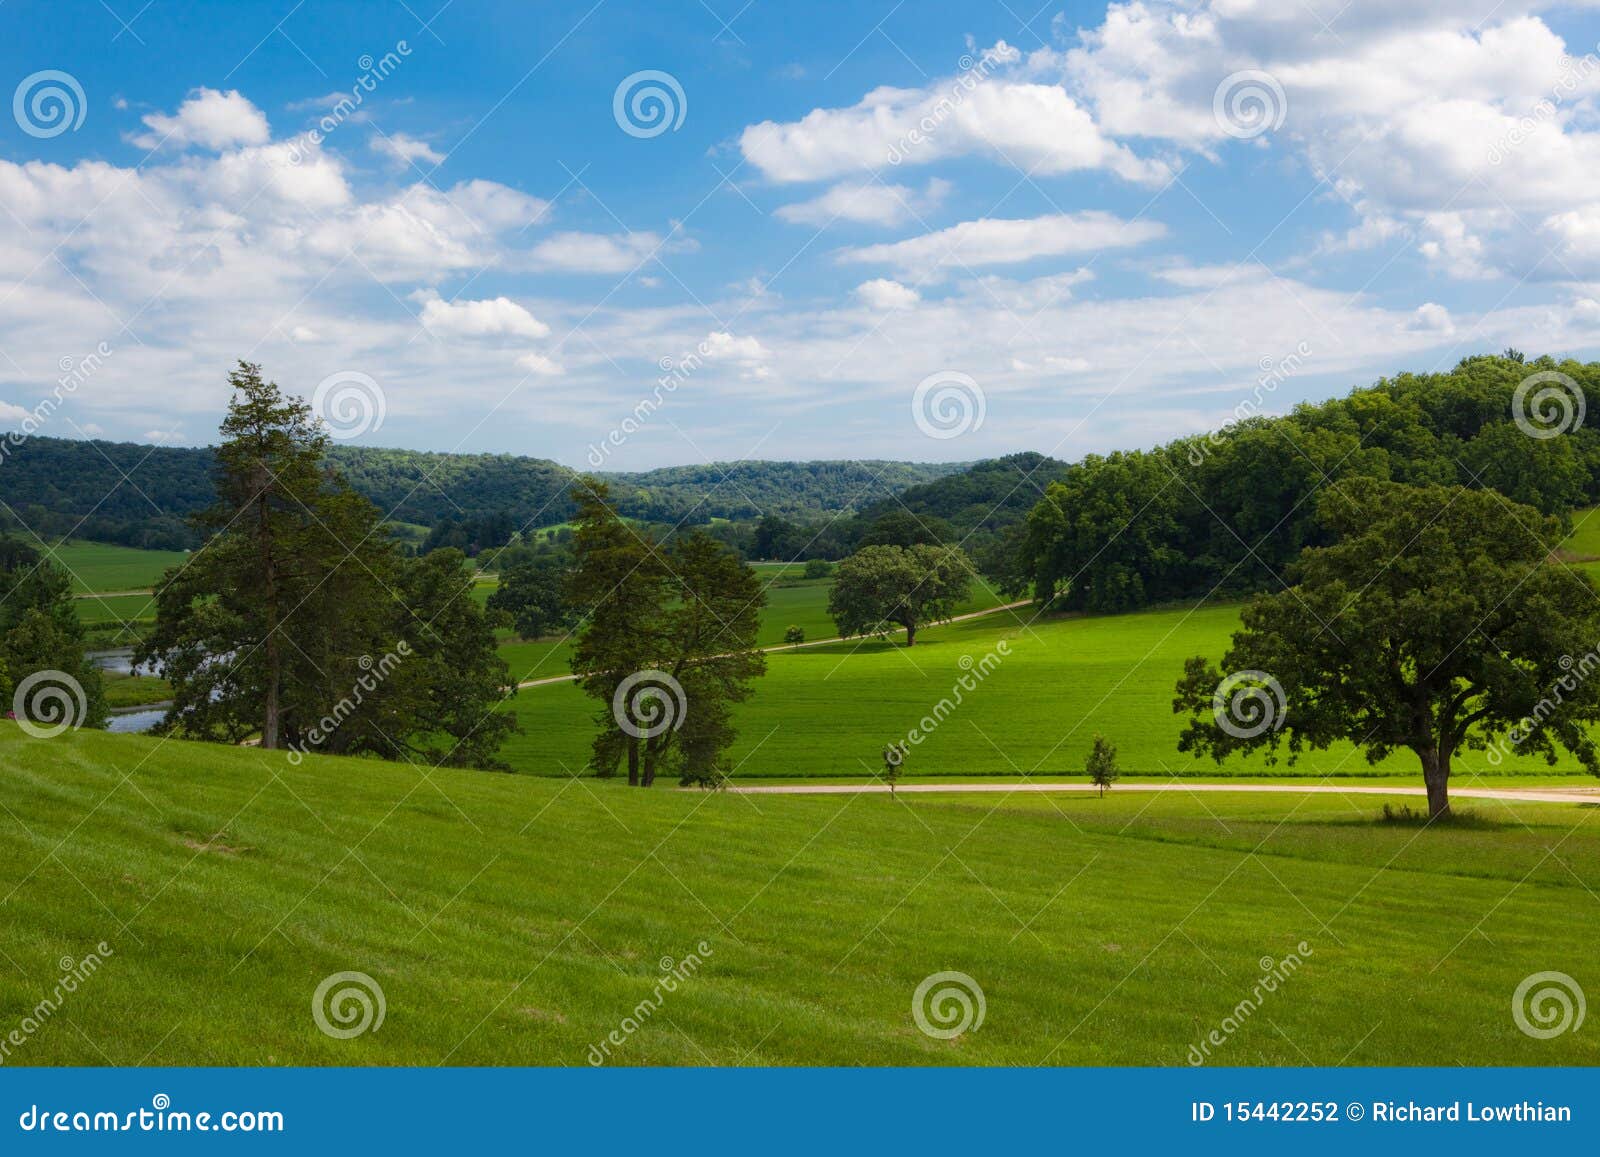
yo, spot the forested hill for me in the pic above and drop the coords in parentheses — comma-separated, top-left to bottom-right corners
(0, 436, 965, 549)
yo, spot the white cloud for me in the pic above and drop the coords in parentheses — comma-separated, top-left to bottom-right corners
(1404, 302, 1456, 333)
(775, 179, 949, 227)
(855, 279, 921, 309)
(371, 132, 444, 168)
(516, 352, 564, 375)
(838, 211, 1165, 277)
(0, 400, 30, 424)
(528, 231, 665, 273)
(740, 41, 1168, 185)
(416, 292, 550, 339)
(132, 89, 271, 150)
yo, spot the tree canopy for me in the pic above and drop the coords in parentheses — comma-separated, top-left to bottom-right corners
(827, 543, 973, 647)
(1173, 478, 1600, 817)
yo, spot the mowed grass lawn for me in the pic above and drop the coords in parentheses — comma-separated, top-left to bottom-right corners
(498, 600, 1599, 780)
(0, 725, 1594, 1066)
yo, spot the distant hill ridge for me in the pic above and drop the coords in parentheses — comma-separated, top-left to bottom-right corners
(0, 436, 968, 549)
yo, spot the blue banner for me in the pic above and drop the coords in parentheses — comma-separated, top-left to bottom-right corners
(1, 1068, 1593, 1152)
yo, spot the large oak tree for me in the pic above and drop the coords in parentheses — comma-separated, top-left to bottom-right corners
(1174, 479, 1600, 818)
(827, 543, 973, 647)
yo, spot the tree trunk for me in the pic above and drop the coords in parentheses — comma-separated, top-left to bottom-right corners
(627, 735, 640, 787)
(1420, 746, 1451, 819)
(642, 740, 657, 788)
(905, 621, 917, 647)
(257, 482, 282, 750)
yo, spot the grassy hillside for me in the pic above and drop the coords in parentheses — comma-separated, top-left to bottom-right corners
(1, 724, 1593, 1066)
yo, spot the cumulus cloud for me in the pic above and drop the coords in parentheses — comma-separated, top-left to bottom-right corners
(855, 279, 921, 309)
(131, 88, 271, 150)
(416, 293, 550, 339)
(740, 41, 1169, 185)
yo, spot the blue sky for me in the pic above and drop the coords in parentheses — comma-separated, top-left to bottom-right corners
(5, 0, 1600, 468)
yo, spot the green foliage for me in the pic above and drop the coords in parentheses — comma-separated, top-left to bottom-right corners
(566, 480, 767, 786)
(1086, 733, 1118, 796)
(802, 558, 833, 580)
(140, 363, 512, 767)
(856, 509, 954, 548)
(0, 539, 107, 731)
(488, 557, 575, 639)
(1017, 354, 1600, 612)
(1174, 479, 1600, 817)
(783, 624, 805, 645)
(882, 741, 904, 794)
(827, 544, 974, 646)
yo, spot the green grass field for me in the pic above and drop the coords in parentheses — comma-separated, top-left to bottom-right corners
(1, 724, 1593, 1066)
(47, 540, 187, 593)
